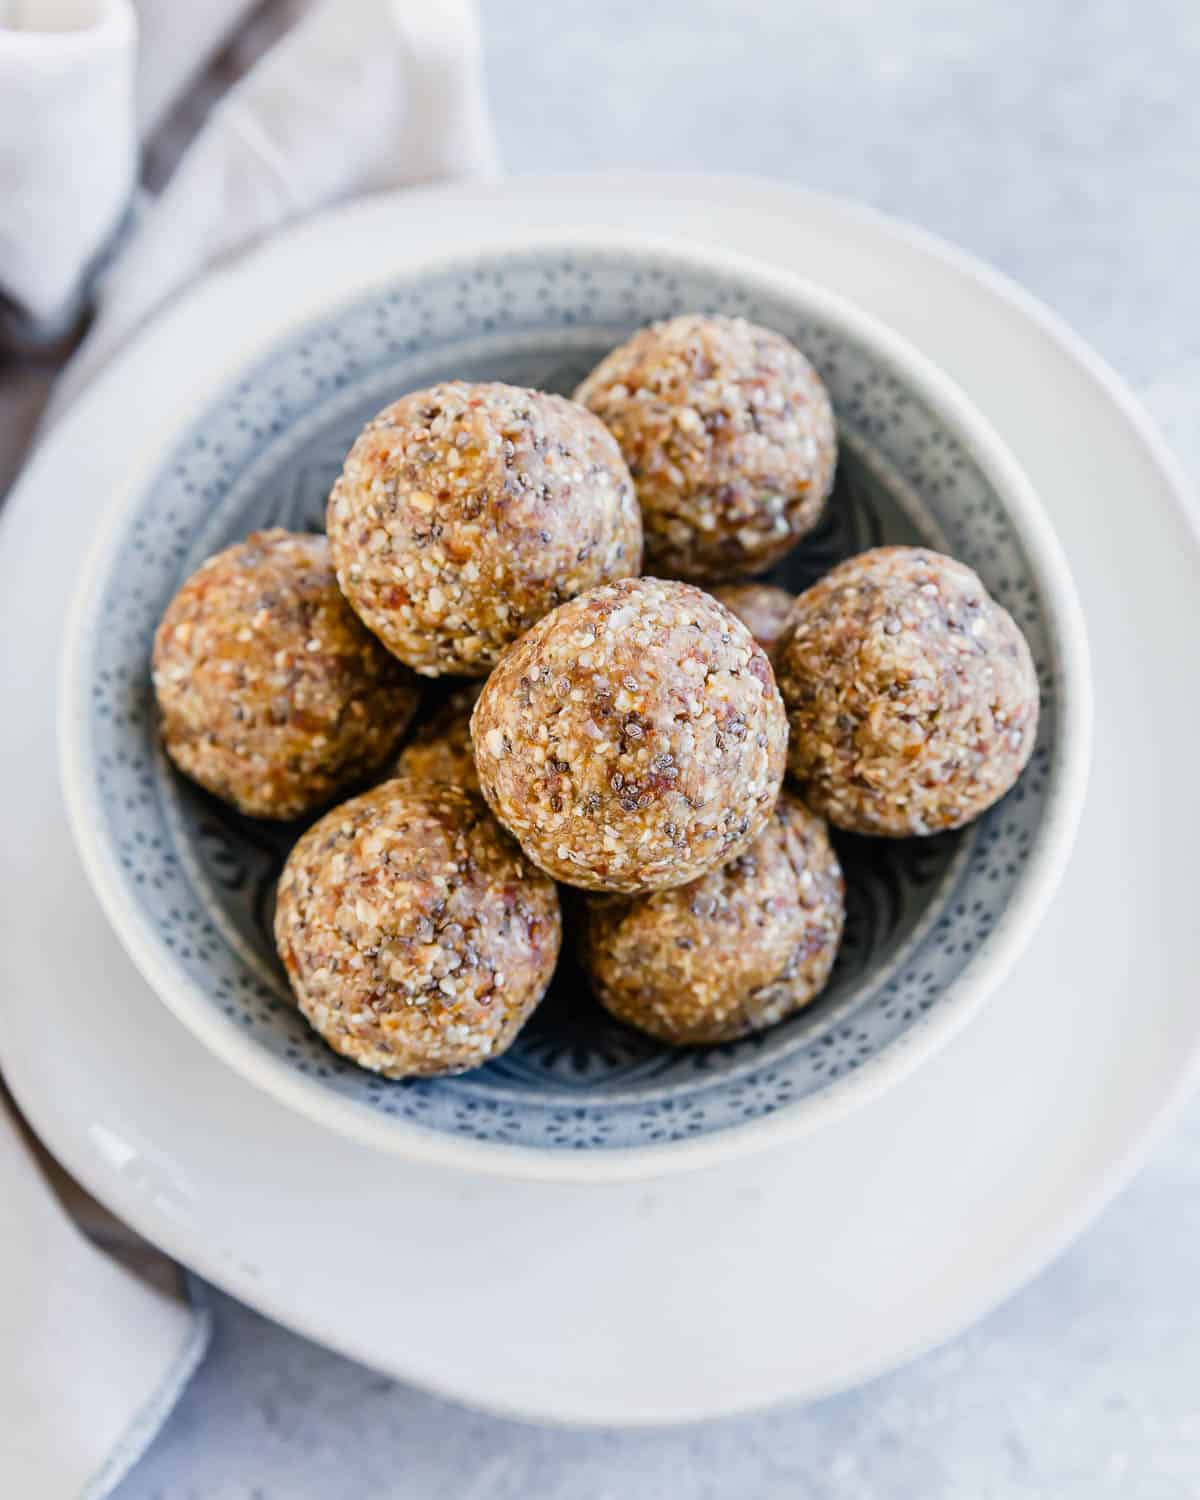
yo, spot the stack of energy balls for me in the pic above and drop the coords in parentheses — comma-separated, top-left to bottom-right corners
(152, 316, 1039, 1081)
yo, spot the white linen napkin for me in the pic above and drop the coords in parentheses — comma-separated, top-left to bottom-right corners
(0, 0, 137, 336)
(1, 1098, 209, 1499)
(58, 0, 498, 406)
(0, 1, 495, 1494)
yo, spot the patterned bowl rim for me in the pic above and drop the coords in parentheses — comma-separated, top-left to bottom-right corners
(58, 230, 1093, 1182)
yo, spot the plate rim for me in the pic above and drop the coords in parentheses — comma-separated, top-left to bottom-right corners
(1, 169, 1195, 1424)
(56, 225, 1092, 1182)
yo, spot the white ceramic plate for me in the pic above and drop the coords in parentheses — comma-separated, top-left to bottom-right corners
(2, 173, 1197, 1425)
(57, 232, 1089, 1177)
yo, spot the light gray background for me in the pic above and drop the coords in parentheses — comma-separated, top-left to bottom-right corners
(113, 1, 1200, 1495)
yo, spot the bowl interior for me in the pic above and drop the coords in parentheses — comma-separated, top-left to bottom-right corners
(76, 246, 1060, 1154)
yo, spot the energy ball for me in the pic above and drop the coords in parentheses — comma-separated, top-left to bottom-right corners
(776, 546, 1039, 836)
(390, 684, 481, 797)
(710, 582, 795, 665)
(152, 530, 419, 820)
(471, 577, 788, 894)
(574, 314, 836, 581)
(580, 791, 844, 1045)
(328, 381, 642, 676)
(274, 781, 561, 1077)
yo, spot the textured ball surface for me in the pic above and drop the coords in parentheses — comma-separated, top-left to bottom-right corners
(580, 791, 844, 1044)
(328, 381, 642, 676)
(575, 315, 836, 581)
(274, 781, 561, 1077)
(710, 581, 795, 665)
(471, 577, 788, 894)
(390, 684, 481, 797)
(776, 547, 1039, 835)
(152, 530, 419, 819)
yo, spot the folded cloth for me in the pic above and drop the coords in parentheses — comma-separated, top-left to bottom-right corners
(0, 0, 137, 338)
(56, 0, 498, 408)
(1, 1091, 209, 1500)
(131, 0, 264, 138)
(0, 1, 495, 1494)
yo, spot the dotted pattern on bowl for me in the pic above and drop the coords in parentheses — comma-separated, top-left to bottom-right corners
(82, 250, 1058, 1150)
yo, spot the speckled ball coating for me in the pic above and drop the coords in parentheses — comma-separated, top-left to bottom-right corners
(710, 582, 795, 665)
(328, 381, 642, 676)
(471, 577, 788, 894)
(152, 530, 419, 820)
(776, 547, 1039, 836)
(390, 684, 481, 796)
(574, 315, 836, 581)
(580, 791, 844, 1045)
(273, 781, 561, 1077)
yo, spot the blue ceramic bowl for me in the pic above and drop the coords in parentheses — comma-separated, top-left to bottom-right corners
(60, 236, 1090, 1178)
